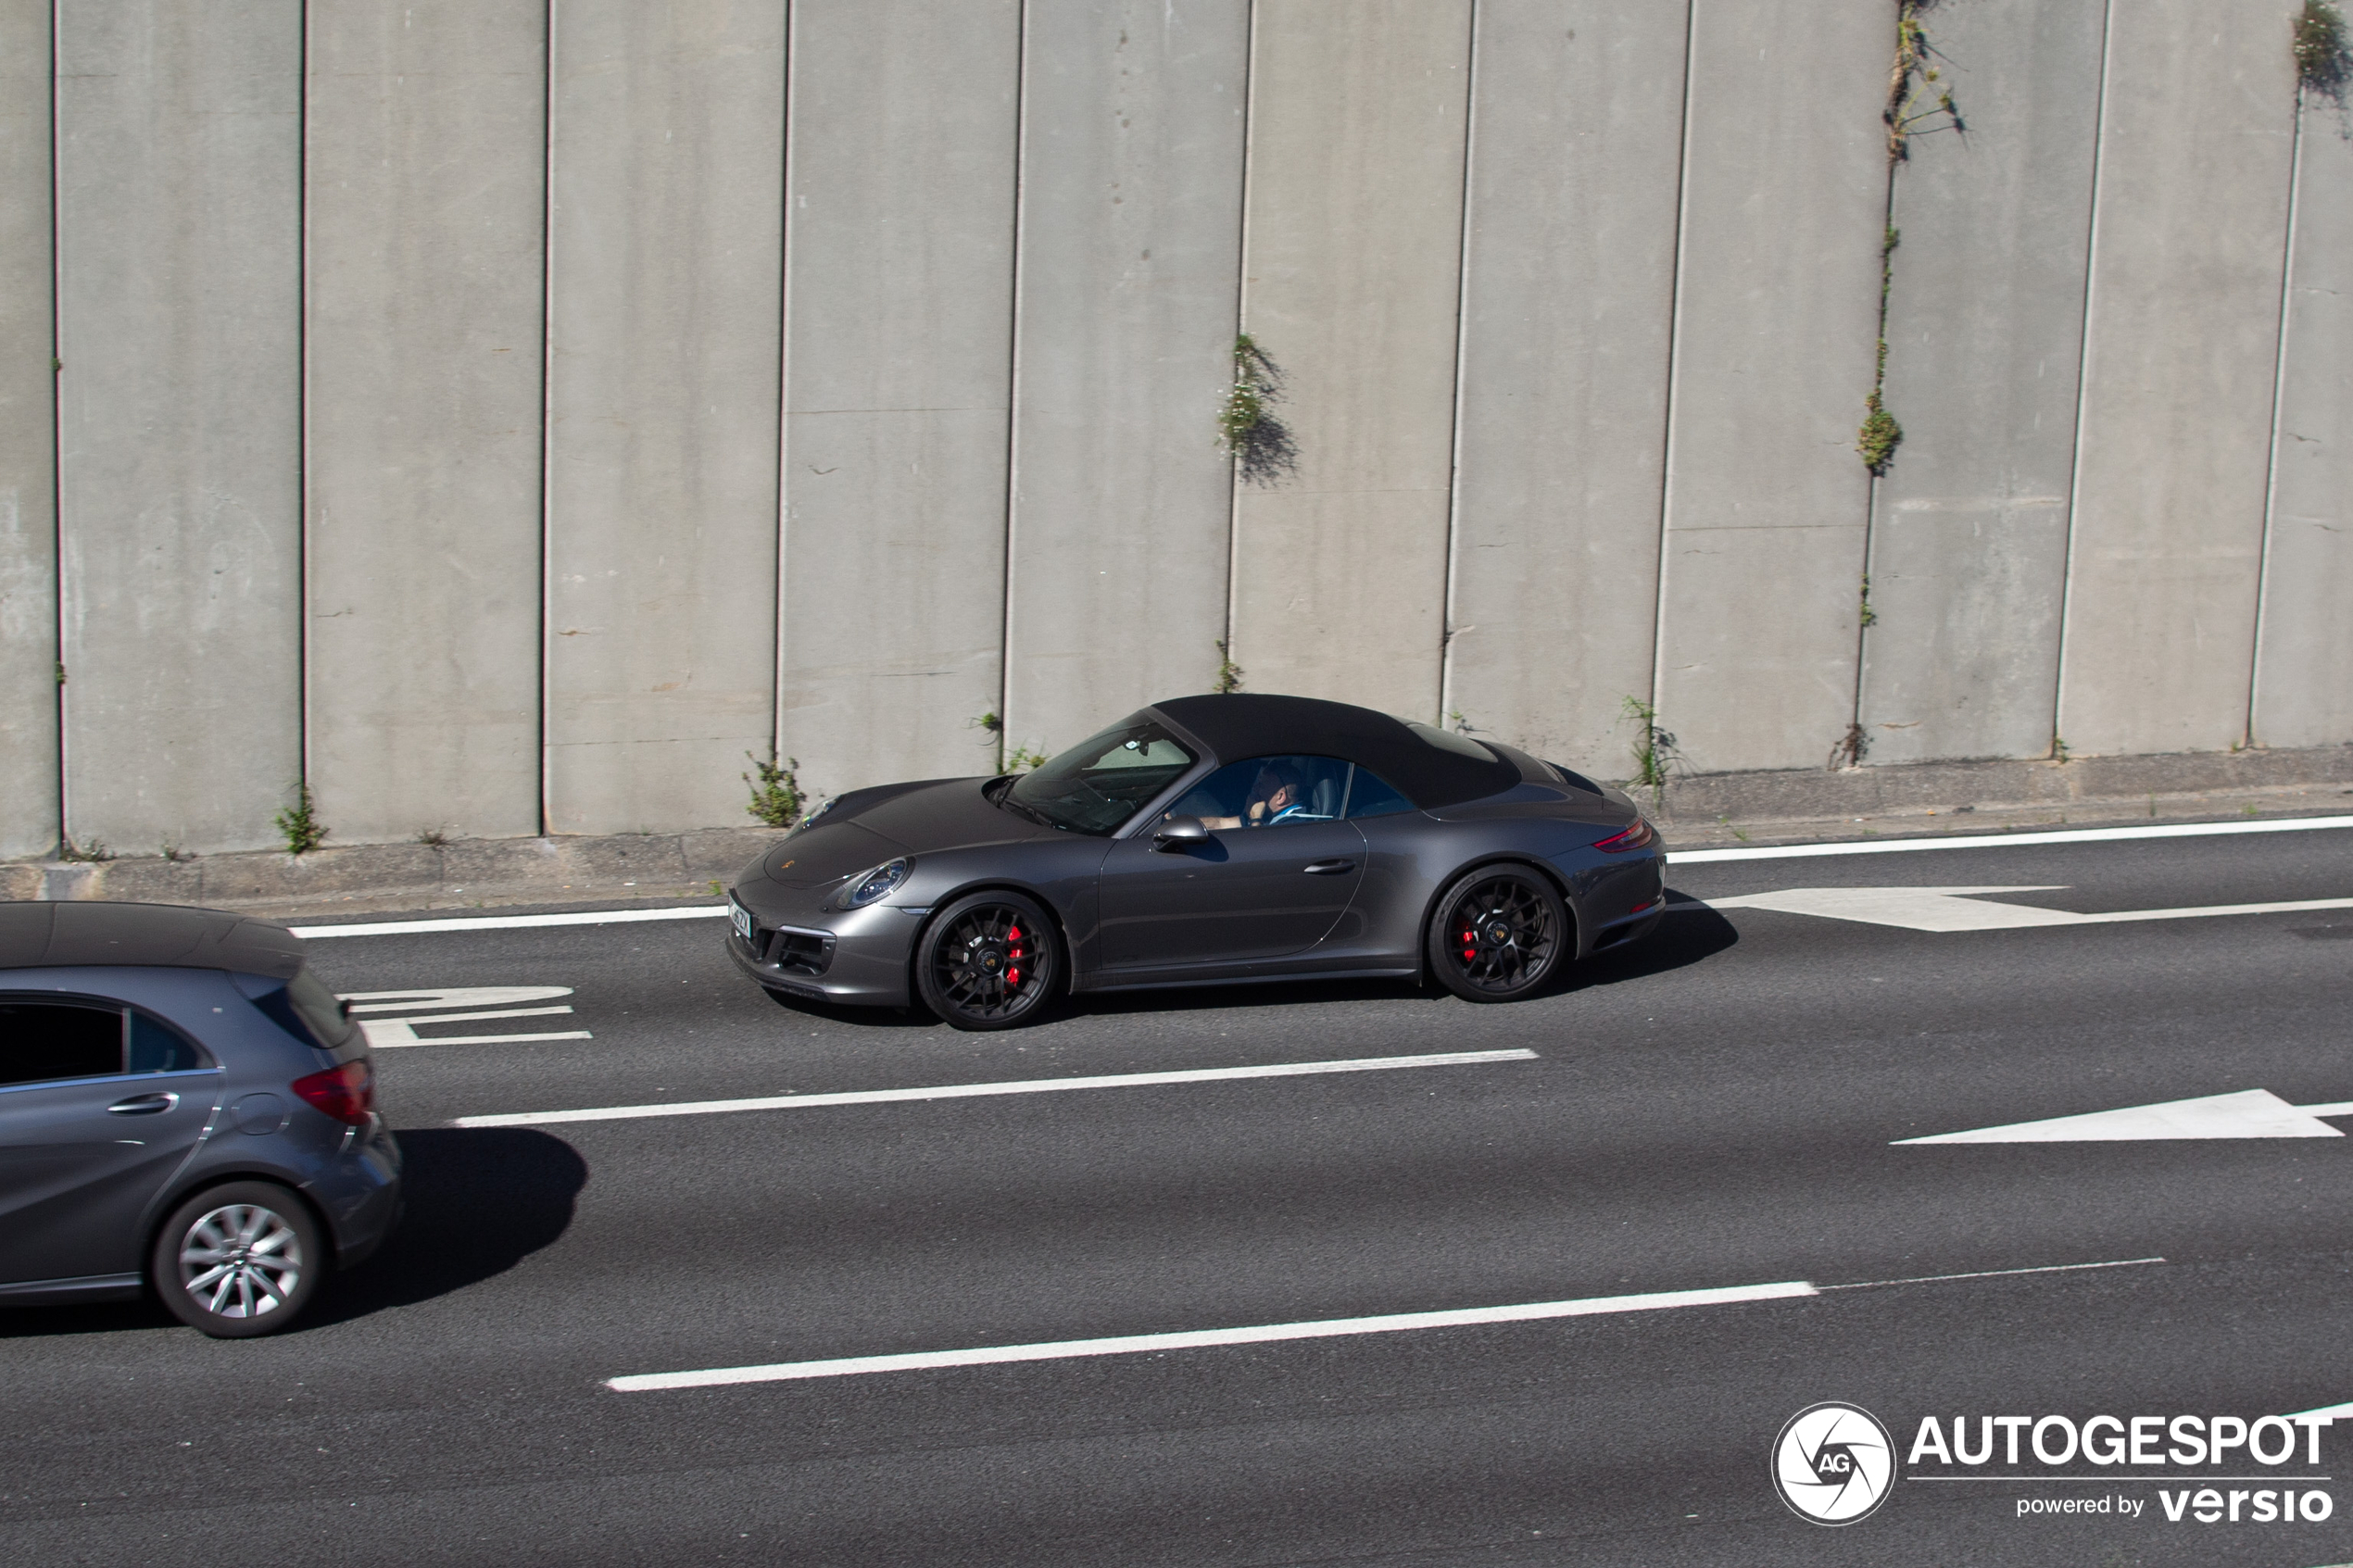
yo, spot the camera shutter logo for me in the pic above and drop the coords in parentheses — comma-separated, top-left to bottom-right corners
(1772, 1402, 1895, 1524)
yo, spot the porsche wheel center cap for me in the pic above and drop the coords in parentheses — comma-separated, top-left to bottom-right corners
(1485, 921, 1512, 945)
(976, 947, 1003, 973)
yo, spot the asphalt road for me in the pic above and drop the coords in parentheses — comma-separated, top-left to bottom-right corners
(6, 822, 2353, 1567)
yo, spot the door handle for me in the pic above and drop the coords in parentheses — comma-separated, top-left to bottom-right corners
(1302, 859, 1356, 875)
(107, 1092, 179, 1115)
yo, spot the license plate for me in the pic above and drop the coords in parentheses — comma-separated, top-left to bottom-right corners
(729, 901, 754, 942)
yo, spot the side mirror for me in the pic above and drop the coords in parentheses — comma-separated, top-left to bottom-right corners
(1151, 815, 1210, 850)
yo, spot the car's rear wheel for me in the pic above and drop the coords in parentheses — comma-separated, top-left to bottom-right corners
(915, 892, 1062, 1031)
(151, 1181, 323, 1338)
(1427, 864, 1569, 1003)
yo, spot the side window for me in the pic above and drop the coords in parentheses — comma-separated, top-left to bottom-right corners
(1167, 756, 1353, 829)
(1342, 767, 1415, 819)
(0, 1000, 127, 1087)
(128, 1011, 206, 1073)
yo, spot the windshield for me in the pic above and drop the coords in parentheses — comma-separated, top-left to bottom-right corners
(1005, 715, 1197, 835)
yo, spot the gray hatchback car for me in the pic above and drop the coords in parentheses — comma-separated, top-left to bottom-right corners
(0, 901, 402, 1336)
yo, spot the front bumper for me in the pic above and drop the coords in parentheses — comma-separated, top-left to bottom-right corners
(725, 894, 921, 1008)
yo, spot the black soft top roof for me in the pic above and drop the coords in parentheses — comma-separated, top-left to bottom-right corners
(0, 902, 306, 978)
(1148, 694, 1521, 809)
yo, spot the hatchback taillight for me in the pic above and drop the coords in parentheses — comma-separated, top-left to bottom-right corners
(291, 1060, 374, 1125)
(1594, 818, 1656, 853)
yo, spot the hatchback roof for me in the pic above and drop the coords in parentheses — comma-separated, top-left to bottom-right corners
(0, 901, 306, 978)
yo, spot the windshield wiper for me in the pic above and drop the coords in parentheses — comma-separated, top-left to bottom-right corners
(995, 792, 1059, 830)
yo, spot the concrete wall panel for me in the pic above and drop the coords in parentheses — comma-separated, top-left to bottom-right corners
(2252, 94, 2353, 747)
(307, 1, 547, 846)
(56, 1, 304, 855)
(1857, 0, 2106, 765)
(1227, 0, 1473, 721)
(0, 0, 57, 859)
(545, 1, 785, 835)
(2055, 0, 2298, 757)
(1652, 0, 1889, 775)
(1443, 1, 1687, 773)
(1000, 0, 1248, 766)
(781, 0, 1022, 798)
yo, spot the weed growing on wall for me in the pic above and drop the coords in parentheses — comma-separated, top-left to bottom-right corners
(1829, 721, 1870, 770)
(1005, 745, 1048, 771)
(1858, 572, 1879, 628)
(742, 753, 803, 828)
(1219, 336, 1298, 486)
(58, 837, 113, 863)
(275, 785, 328, 856)
(1213, 638, 1243, 695)
(2296, 0, 2349, 108)
(1857, 228, 1905, 474)
(1620, 696, 1685, 795)
(1884, 2, 1960, 162)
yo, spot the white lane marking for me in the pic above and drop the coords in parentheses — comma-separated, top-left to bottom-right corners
(2289, 1400, 2353, 1423)
(1690, 885, 2353, 932)
(454, 1048, 1540, 1129)
(1818, 1257, 2166, 1290)
(343, 987, 576, 1013)
(606, 1280, 1818, 1392)
(295, 905, 727, 939)
(339, 987, 591, 1049)
(1898, 1089, 2353, 1144)
(1671, 813, 2353, 864)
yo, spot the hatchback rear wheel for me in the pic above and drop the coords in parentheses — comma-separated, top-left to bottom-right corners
(915, 892, 1062, 1030)
(1427, 864, 1569, 1002)
(151, 1181, 323, 1338)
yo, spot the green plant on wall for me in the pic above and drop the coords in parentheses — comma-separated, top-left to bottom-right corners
(1858, 228, 1905, 475)
(1213, 637, 1243, 695)
(1218, 335, 1298, 486)
(275, 784, 327, 856)
(2296, 0, 2349, 109)
(743, 752, 802, 828)
(1860, 4, 1964, 477)
(1619, 696, 1683, 795)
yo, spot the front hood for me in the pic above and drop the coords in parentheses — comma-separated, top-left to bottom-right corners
(760, 777, 1050, 887)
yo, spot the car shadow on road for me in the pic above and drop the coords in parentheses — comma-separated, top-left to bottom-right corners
(1567, 895, 1741, 991)
(303, 1126, 586, 1328)
(0, 1128, 587, 1340)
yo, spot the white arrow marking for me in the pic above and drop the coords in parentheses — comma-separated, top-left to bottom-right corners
(1898, 1089, 2353, 1144)
(338, 987, 590, 1048)
(1694, 887, 2353, 932)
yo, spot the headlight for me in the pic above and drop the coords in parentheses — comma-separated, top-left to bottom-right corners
(836, 858, 912, 909)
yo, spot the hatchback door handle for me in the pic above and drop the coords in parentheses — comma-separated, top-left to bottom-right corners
(107, 1093, 179, 1115)
(1302, 859, 1356, 875)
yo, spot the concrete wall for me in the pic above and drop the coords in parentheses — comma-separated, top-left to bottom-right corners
(1653, 0, 1889, 774)
(7, 0, 2349, 863)
(306, 0, 547, 846)
(1000, 0, 1249, 767)
(56, 1, 304, 856)
(1858, 0, 2107, 765)
(2055, 0, 2299, 757)
(2251, 88, 2353, 748)
(1443, 0, 1689, 770)
(1227, 0, 1473, 720)
(780, 0, 1023, 802)
(545, 0, 785, 834)
(0, 0, 57, 860)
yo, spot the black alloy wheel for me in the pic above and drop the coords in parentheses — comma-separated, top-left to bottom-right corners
(1426, 864, 1568, 1003)
(915, 891, 1061, 1031)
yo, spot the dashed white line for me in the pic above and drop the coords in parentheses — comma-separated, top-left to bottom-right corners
(291, 905, 727, 939)
(1671, 813, 2353, 865)
(606, 1281, 1818, 1392)
(453, 1048, 1541, 1129)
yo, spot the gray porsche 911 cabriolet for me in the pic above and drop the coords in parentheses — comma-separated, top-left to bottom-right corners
(725, 693, 1666, 1029)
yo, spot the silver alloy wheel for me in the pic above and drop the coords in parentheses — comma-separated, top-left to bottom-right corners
(177, 1202, 305, 1321)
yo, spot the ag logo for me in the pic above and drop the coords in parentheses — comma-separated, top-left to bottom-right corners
(1771, 1402, 1895, 1524)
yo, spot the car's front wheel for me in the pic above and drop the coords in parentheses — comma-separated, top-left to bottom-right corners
(1426, 864, 1570, 1003)
(151, 1181, 324, 1337)
(915, 891, 1063, 1030)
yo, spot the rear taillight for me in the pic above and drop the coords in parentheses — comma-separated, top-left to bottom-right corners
(1594, 818, 1656, 853)
(291, 1060, 374, 1125)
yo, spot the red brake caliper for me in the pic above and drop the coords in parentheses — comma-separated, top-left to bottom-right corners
(1007, 925, 1023, 987)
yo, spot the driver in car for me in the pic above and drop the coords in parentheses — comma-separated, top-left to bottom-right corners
(1201, 760, 1307, 830)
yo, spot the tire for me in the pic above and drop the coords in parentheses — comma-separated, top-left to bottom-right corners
(150, 1181, 324, 1338)
(914, 891, 1063, 1031)
(1426, 863, 1571, 1003)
